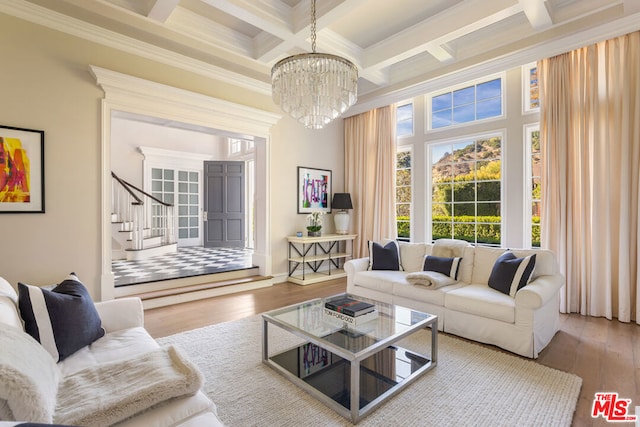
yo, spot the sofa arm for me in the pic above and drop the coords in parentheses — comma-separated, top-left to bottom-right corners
(515, 274, 564, 309)
(344, 257, 369, 276)
(95, 297, 144, 333)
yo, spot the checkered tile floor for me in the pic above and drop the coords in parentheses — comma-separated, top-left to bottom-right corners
(112, 246, 255, 287)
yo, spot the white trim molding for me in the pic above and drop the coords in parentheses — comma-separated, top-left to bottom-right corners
(91, 65, 280, 300)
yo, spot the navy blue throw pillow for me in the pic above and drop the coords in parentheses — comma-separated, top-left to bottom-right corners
(368, 241, 402, 271)
(488, 252, 537, 297)
(423, 255, 462, 279)
(18, 273, 105, 362)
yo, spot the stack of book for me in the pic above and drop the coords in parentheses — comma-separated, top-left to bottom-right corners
(323, 296, 378, 326)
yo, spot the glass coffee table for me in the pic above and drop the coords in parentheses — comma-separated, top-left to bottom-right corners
(262, 293, 437, 423)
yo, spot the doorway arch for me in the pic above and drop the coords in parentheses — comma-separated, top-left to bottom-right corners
(90, 65, 280, 300)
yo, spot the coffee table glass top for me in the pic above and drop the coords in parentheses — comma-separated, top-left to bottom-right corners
(263, 293, 436, 356)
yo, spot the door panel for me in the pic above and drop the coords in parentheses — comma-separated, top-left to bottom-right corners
(204, 161, 245, 247)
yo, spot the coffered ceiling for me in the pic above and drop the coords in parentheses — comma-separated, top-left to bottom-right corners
(4, 0, 640, 114)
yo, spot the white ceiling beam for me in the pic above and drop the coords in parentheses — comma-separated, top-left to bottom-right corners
(518, 0, 553, 29)
(200, 0, 293, 39)
(362, 0, 523, 70)
(256, 0, 367, 63)
(427, 44, 456, 63)
(147, 0, 180, 23)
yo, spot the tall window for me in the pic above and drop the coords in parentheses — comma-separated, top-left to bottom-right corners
(396, 148, 412, 240)
(396, 102, 414, 137)
(430, 76, 503, 129)
(430, 134, 502, 245)
(525, 124, 541, 247)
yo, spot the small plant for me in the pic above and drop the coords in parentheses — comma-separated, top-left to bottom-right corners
(306, 211, 324, 232)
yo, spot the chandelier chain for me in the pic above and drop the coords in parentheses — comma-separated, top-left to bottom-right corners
(310, 0, 317, 53)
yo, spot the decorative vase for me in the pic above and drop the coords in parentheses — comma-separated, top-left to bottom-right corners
(307, 230, 321, 237)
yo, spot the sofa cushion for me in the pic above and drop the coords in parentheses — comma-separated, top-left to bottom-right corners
(353, 270, 404, 293)
(398, 242, 430, 272)
(488, 252, 536, 297)
(368, 240, 402, 271)
(394, 280, 467, 306)
(471, 246, 508, 285)
(57, 327, 158, 376)
(445, 284, 516, 323)
(18, 274, 105, 362)
(0, 323, 60, 423)
(423, 255, 462, 279)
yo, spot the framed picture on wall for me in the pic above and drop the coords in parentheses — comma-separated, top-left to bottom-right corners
(297, 166, 332, 214)
(0, 125, 45, 213)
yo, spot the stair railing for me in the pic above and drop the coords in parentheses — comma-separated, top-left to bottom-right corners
(111, 172, 175, 250)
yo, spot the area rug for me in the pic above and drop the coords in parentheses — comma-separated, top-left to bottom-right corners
(157, 315, 582, 426)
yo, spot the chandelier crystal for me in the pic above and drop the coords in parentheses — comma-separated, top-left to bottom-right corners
(271, 0, 358, 129)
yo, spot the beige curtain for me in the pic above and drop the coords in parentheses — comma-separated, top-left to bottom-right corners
(539, 31, 640, 323)
(344, 105, 398, 258)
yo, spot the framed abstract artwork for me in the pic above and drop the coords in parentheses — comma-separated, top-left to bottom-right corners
(297, 166, 331, 214)
(0, 125, 45, 213)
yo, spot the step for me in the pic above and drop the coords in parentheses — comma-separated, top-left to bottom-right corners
(125, 242, 177, 260)
(124, 274, 273, 309)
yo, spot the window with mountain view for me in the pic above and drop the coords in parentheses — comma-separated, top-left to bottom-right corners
(396, 148, 412, 240)
(430, 77, 503, 129)
(431, 135, 502, 245)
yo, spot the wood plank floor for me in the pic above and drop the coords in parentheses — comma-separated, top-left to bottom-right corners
(144, 279, 640, 427)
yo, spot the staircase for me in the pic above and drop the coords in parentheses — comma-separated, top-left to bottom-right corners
(111, 172, 177, 261)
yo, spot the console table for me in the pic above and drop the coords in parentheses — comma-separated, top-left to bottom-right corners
(287, 234, 356, 285)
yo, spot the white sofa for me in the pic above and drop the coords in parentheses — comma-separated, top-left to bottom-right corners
(344, 239, 564, 358)
(0, 277, 224, 426)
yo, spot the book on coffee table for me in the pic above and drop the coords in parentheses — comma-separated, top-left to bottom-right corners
(323, 307, 378, 327)
(324, 296, 375, 317)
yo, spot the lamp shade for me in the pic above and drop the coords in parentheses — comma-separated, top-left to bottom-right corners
(332, 193, 353, 210)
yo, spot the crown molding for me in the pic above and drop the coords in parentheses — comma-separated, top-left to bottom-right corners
(90, 65, 280, 137)
(0, 0, 272, 95)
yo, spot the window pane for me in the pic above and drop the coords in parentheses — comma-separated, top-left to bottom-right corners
(432, 164, 452, 184)
(476, 78, 501, 100)
(432, 109, 452, 128)
(397, 186, 411, 201)
(432, 183, 452, 202)
(152, 181, 162, 191)
(152, 168, 162, 179)
(189, 172, 198, 181)
(397, 220, 410, 238)
(453, 104, 475, 124)
(432, 203, 451, 219)
(164, 181, 174, 192)
(397, 204, 410, 217)
(453, 222, 475, 243)
(453, 182, 475, 202)
(432, 222, 452, 240)
(190, 229, 199, 238)
(179, 183, 188, 192)
(477, 224, 501, 245)
(452, 141, 474, 159)
(397, 169, 411, 186)
(453, 203, 474, 216)
(432, 93, 451, 111)
(432, 145, 452, 165)
(476, 98, 502, 120)
(189, 206, 198, 215)
(163, 194, 174, 204)
(164, 169, 174, 180)
(179, 206, 188, 215)
(179, 229, 188, 238)
(178, 171, 188, 181)
(397, 151, 411, 168)
(453, 86, 475, 106)
(477, 181, 500, 201)
(452, 162, 474, 181)
(396, 103, 413, 137)
(189, 183, 198, 193)
(477, 202, 500, 216)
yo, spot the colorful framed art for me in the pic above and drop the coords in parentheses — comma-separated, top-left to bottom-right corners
(0, 125, 45, 213)
(297, 166, 331, 214)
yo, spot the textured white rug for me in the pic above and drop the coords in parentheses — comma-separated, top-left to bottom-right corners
(157, 315, 582, 427)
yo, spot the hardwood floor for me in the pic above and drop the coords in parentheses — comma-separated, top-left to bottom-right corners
(144, 279, 639, 427)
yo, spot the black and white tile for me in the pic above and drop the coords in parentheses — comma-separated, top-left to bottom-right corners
(112, 247, 255, 287)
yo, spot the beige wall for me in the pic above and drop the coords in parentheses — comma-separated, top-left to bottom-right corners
(0, 13, 344, 297)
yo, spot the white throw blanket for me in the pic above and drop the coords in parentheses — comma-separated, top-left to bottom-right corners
(54, 345, 203, 427)
(405, 271, 457, 288)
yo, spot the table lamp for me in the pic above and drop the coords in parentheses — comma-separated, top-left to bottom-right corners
(332, 193, 353, 235)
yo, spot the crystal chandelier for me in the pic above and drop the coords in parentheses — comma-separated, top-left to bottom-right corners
(271, 0, 358, 129)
